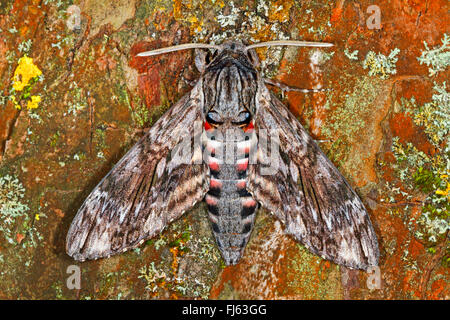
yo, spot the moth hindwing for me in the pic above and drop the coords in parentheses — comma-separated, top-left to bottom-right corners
(67, 40, 379, 270)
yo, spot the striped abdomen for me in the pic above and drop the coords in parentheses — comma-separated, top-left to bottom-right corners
(203, 124, 258, 265)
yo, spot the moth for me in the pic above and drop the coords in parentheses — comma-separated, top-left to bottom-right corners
(66, 40, 379, 270)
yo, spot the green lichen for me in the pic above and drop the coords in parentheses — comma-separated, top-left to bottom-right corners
(321, 76, 384, 171)
(65, 82, 87, 117)
(51, 281, 65, 300)
(94, 128, 107, 150)
(48, 131, 61, 148)
(132, 101, 151, 128)
(392, 137, 431, 187)
(413, 167, 443, 194)
(417, 33, 450, 77)
(286, 244, 342, 299)
(390, 83, 449, 250)
(363, 48, 400, 79)
(96, 269, 129, 298)
(154, 237, 167, 250)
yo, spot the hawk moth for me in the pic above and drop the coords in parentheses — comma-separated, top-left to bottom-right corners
(66, 40, 379, 270)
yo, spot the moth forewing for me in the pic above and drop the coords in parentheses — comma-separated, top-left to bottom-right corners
(247, 87, 379, 270)
(66, 83, 209, 261)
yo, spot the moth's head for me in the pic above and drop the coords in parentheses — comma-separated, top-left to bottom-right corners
(194, 40, 260, 74)
(136, 40, 333, 127)
(199, 40, 260, 126)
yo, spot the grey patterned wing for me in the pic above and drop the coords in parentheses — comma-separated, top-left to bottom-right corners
(247, 90, 379, 270)
(66, 89, 208, 261)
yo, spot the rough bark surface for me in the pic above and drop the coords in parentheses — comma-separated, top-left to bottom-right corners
(0, 0, 448, 299)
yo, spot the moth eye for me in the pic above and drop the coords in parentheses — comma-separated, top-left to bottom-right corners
(207, 50, 218, 64)
(232, 111, 251, 126)
(205, 52, 212, 64)
(206, 111, 223, 126)
(247, 49, 260, 68)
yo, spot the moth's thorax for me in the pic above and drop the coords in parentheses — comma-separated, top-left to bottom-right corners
(201, 45, 259, 121)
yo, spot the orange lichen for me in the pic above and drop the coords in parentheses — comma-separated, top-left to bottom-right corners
(169, 247, 180, 278)
(429, 279, 447, 299)
(16, 233, 25, 244)
(330, 0, 345, 24)
(172, 0, 183, 20)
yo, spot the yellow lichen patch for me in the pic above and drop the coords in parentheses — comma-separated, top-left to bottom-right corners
(10, 95, 20, 110)
(172, 0, 196, 20)
(188, 15, 203, 34)
(12, 55, 42, 92)
(268, 0, 292, 23)
(215, 0, 225, 8)
(27, 95, 41, 110)
(435, 182, 450, 198)
(172, 1, 205, 35)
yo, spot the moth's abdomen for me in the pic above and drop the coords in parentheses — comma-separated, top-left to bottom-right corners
(203, 125, 258, 265)
(205, 181, 257, 265)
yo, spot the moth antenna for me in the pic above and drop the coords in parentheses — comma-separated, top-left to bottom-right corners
(246, 40, 333, 51)
(136, 43, 221, 57)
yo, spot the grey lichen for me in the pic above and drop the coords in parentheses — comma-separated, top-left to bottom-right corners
(417, 33, 450, 77)
(413, 82, 449, 152)
(138, 207, 222, 299)
(64, 82, 87, 117)
(0, 174, 30, 245)
(344, 48, 359, 61)
(190, 0, 290, 78)
(175, 236, 221, 299)
(363, 48, 400, 79)
(138, 262, 168, 293)
(139, 234, 221, 299)
(416, 211, 449, 243)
